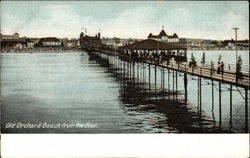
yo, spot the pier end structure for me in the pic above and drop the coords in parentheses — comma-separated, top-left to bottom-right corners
(117, 39, 187, 63)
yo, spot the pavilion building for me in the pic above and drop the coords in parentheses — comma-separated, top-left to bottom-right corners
(148, 28, 180, 43)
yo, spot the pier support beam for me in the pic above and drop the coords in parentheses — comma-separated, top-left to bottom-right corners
(123, 61, 126, 79)
(162, 67, 165, 90)
(143, 63, 146, 83)
(155, 65, 157, 100)
(219, 81, 222, 128)
(137, 63, 139, 82)
(212, 81, 214, 110)
(173, 70, 175, 99)
(184, 73, 188, 102)
(176, 71, 178, 97)
(200, 77, 202, 108)
(168, 69, 170, 91)
(155, 65, 157, 86)
(245, 88, 248, 132)
(197, 76, 200, 107)
(142, 63, 144, 82)
(229, 85, 232, 125)
(149, 64, 151, 89)
(129, 62, 132, 80)
(133, 62, 135, 82)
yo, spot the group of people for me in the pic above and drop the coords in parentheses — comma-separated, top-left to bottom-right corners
(217, 62, 225, 74)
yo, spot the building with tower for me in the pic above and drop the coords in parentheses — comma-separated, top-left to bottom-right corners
(79, 29, 104, 51)
(148, 27, 180, 43)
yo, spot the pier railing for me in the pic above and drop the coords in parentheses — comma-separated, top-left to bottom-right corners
(195, 60, 249, 74)
(92, 48, 249, 89)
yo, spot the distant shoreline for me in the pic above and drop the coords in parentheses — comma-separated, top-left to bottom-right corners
(0, 49, 84, 53)
(1, 51, 84, 53)
(188, 49, 249, 52)
(187, 48, 249, 51)
(0, 48, 249, 53)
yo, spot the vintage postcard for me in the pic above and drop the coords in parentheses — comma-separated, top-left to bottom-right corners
(0, 1, 249, 157)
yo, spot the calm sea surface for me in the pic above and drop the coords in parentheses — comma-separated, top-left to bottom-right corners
(1, 50, 249, 133)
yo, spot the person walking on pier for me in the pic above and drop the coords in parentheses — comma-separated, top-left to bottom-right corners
(221, 62, 224, 74)
(217, 62, 221, 74)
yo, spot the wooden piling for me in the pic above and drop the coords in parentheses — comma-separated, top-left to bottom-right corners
(143, 63, 145, 82)
(212, 81, 214, 109)
(184, 73, 188, 102)
(198, 76, 200, 107)
(137, 63, 139, 82)
(200, 77, 202, 107)
(155, 65, 157, 86)
(133, 62, 135, 82)
(149, 64, 151, 89)
(176, 71, 178, 97)
(230, 85, 232, 124)
(162, 67, 165, 90)
(168, 69, 170, 91)
(219, 81, 222, 128)
(199, 77, 202, 114)
(245, 88, 248, 132)
(124, 61, 126, 79)
(173, 70, 175, 99)
(129, 62, 132, 80)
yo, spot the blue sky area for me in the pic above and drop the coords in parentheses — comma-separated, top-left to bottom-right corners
(1, 1, 249, 40)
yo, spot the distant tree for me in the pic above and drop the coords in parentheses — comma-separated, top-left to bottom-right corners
(217, 41, 224, 47)
(211, 40, 219, 46)
(201, 52, 205, 65)
(128, 38, 133, 43)
(218, 54, 222, 62)
(221, 40, 231, 47)
(113, 37, 120, 44)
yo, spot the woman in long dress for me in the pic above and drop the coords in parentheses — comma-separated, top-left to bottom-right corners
(217, 62, 221, 74)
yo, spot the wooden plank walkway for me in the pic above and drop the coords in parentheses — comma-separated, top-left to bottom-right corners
(94, 50, 250, 90)
(155, 61, 249, 89)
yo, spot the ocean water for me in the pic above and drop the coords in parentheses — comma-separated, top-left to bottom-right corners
(0, 51, 248, 133)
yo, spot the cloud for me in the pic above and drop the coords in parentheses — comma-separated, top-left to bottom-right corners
(1, 2, 249, 40)
(101, 6, 158, 38)
(24, 5, 86, 37)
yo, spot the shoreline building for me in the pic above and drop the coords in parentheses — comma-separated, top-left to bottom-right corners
(35, 37, 62, 47)
(0, 33, 34, 49)
(79, 31, 104, 51)
(148, 28, 180, 43)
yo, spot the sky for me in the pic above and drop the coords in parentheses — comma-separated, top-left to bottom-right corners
(1, 1, 249, 40)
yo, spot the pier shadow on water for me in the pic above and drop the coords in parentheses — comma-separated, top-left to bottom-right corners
(88, 52, 232, 133)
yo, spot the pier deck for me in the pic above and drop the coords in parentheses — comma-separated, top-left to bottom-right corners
(98, 50, 249, 90)
(156, 61, 249, 89)
(89, 49, 249, 132)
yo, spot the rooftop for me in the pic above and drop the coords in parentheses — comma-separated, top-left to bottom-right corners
(159, 29, 167, 37)
(39, 37, 60, 42)
(119, 39, 187, 50)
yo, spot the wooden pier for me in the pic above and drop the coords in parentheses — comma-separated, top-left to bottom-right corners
(83, 38, 249, 132)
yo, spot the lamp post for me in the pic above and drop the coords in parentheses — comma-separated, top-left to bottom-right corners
(232, 27, 239, 67)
